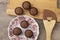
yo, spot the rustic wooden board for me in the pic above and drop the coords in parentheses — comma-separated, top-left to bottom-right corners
(7, 0, 60, 22)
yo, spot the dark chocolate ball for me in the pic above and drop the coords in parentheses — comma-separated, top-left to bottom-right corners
(25, 30, 33, 38)
(22, 1, 31, 10)
(15, 7, 23, 15)
(29, 7, 38, 16)
(20, 20, 29, 28)
(13, 27, 22, 36)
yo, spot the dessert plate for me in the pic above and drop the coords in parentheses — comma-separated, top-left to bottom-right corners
(8, 15, 39, 40)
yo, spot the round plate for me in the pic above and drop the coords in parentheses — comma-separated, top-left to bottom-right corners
(8, 15, 39, 40)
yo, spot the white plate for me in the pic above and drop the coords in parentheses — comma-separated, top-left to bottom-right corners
(8, 15, 39, 40)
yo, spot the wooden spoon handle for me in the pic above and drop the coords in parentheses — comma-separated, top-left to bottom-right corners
(43, 20, 56, 40)
(46, 29, 52, 40)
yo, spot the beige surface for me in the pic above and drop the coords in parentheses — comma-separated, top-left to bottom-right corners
(7, 0, 60, 22)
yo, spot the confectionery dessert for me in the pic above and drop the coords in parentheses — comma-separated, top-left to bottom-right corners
(43, 9, 57, 20)
(15, 7, 23, 15)
(22, 1, 31, 10)
(20, 20, 29, 28)
(25, 30, 33, 38)
(29, 7, 38, 16)
(13, 27, 22, 36)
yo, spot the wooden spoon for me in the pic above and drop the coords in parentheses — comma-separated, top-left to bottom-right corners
(43, 9, 57, 40)
(43, 20, 56, 40)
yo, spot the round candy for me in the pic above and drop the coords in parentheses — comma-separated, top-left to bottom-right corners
(15, 7, 23, 15)
(22, 1, 31, 10)
(29, 7, 38, 16)
(25, 30, 33, 38)
(20, 20, 29, 28)
(13, 27, 22, 36)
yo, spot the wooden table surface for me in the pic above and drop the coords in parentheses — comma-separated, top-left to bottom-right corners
(0, 0, 60, 40)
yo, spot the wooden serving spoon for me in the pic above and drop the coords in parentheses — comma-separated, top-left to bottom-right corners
(43, 19, 56, 40)
(43, 9, 57, 40)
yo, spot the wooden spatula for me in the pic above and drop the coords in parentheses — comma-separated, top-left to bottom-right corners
(43, 9, 57, 40)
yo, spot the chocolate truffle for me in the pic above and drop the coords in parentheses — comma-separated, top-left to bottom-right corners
(29, 7, 38, 16)
(15, 7, 23, 15)
(13, 27, 22, 36)
(20, 20, 29, 28)
(22, 1, 31, 10)
(25, 30, 33, 38)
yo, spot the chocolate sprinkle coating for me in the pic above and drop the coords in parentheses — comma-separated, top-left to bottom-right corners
(29, 7, 38, 16)
(15, 7, 23, 15)
(22, 1, 31, 10)
(13, 27, 22, 36)
(43, 9, 57, 20)
(20, 20, 29, 28)
(25, 30, 33, 38)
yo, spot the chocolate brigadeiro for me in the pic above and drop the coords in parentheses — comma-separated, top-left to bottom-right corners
(43, 9, 57, 20)
(13, 27, 22, 36)
(25, 30, 33, 38)
(29, 7, 38, 16)
(20, 20, 29, 28)
(22, 1, 31, 10)
(15, 7, 23, 15)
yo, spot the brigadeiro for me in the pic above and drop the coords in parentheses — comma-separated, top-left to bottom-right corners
(13, 27, 22, 36)
(29, 7, 38, 16)
(22, 1, 31, 10)
(20, 20, 29, 28)
(15, 7, 23, 15)
(25, 30, 33, 38)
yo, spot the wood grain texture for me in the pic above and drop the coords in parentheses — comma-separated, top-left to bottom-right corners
(7, 0, 60, 22)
